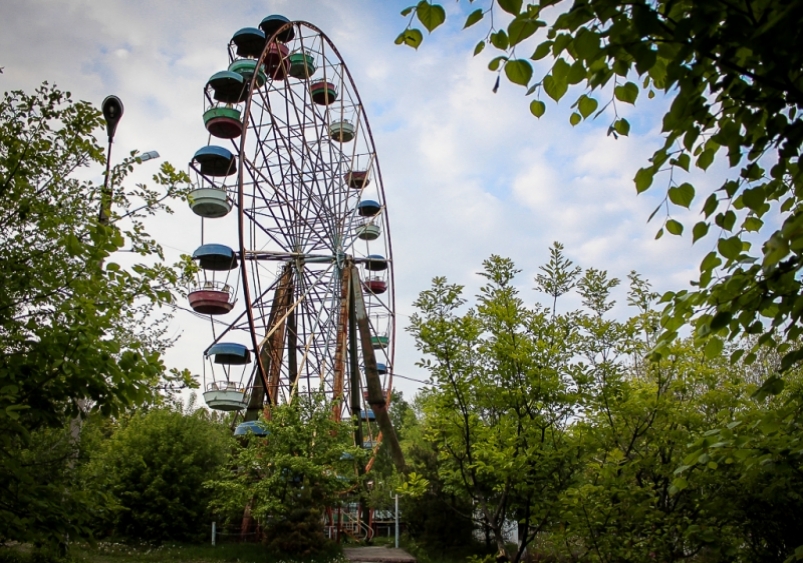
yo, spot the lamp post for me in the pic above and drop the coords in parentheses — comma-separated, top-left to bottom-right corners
(389, 490, 399, 548)
(99, 95, 124, 225)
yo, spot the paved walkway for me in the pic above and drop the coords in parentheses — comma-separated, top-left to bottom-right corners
(343, 546, 416, 563)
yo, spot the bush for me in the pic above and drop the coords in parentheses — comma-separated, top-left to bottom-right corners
(87, 404, 231, 542)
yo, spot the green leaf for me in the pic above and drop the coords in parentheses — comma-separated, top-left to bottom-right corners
(692, 221, 709, 243)
(504, 59, 533, 86)
(488, 56, 507, 71)
(401, 6, 415, 16)
(613, 118, 630, 136)
(567, 61, 587, 84)
(743, 216, 763, 232)
(718, 236, 743, 260)
(508, 17, 539, 46)
(551, 58, 570, 83)
(474, 40, 486, 56)
(464, 8, 484, 28)
(396, 28, 424, 49)
(530, 100, 546, 118)
(710, 311, 732, 330)
(416, 2, 446, 32)
(752, 375, 785, 401)
(763, 234, 789, 269)
(741, 187, 766, 211)
(697, 148, 715, 170)
(490, 30, 509, 50)
(613, 82, 639, 104)
(569, 112, 581, 126)
(700, 251, 722, 273)
(702, 193, 719, 218)
(704, 337, 724, 359)
(668, 183, 695, 208)
(666, 219, 683, 236)
(574, 28, 600, 61)
(674, 153, 691, 172)
(577, 95, 598, 118)
(531, 41, 552, 60)
(497, 0, 523, 15)
(552, 33, 572, 55)
(543, 75, 568, 101)
(672, 477, 688, 491)
(634, 167, 654, 193)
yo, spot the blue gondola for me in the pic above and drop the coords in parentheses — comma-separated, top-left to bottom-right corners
(231, 27, 265, 58)
(357, 199, 381, 217)
(193, 244, 238, 271)
(234, 421, 270, 436)
(364, 255, 388, 271)
(207, 70, 247, 104)
(207, 342, 251, 365)
(260, 15, 294, 42)
(192, 146, 237, 176)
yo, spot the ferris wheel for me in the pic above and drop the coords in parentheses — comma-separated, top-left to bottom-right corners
(184, 16, 401, 463)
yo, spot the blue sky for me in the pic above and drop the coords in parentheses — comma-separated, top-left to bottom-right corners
(0, 0, 729, 398)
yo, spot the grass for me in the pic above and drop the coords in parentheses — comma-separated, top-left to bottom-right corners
(1, 543, 348, 563)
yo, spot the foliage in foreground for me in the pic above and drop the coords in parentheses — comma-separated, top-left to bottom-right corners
(397, 0, 803, 383)
(0, 83, 192, 548)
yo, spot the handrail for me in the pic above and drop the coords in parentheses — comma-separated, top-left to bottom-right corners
(189, 280, 234, 294)
(205, 381, 246, 392)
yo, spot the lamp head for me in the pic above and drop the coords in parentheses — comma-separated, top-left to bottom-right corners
(102, 95, 124, 141)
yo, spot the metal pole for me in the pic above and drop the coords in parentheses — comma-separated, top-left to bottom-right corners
(395, 493, 399, 548)
(212, 521, 216, 546)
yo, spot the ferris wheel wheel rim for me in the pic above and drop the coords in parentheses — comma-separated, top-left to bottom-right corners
(231, 20, 397, 406)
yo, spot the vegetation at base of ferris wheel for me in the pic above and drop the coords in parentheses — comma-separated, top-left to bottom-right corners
(206, 394, 368, 556)
(0, 83, 196, 550)
(397, 0, 803, 390)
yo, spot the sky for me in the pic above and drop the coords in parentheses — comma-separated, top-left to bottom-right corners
(0, 0, 730, 400)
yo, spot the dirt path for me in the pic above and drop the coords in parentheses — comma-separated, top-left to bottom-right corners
(342, 546, 416, 563)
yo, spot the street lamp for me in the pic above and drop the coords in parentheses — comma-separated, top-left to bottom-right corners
(99, 95, 124, 225)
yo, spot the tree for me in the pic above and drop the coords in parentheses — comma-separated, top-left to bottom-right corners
(208, 395, 365, 555)
(395, 395, 478, 554)
(83, 401, 231, 542)
(397, 1, 803, 380)
(561, 272, 749, 562)
(407, 252, 585, 562)
(0, 84, 192, 548)
(678, 351, 803, 562)
(405, 246, 803, 561)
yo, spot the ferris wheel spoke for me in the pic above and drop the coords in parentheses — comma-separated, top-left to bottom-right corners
(241, 154, 332, 252)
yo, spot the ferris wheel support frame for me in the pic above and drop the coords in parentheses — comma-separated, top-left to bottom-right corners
(350, 263, 405, 471)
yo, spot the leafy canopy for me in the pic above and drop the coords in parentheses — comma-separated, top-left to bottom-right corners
(85, 402, 231, 542)
(207, 395, 365, 554)
(0, 83, 192, 547)
(396, 1, 803, 378)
